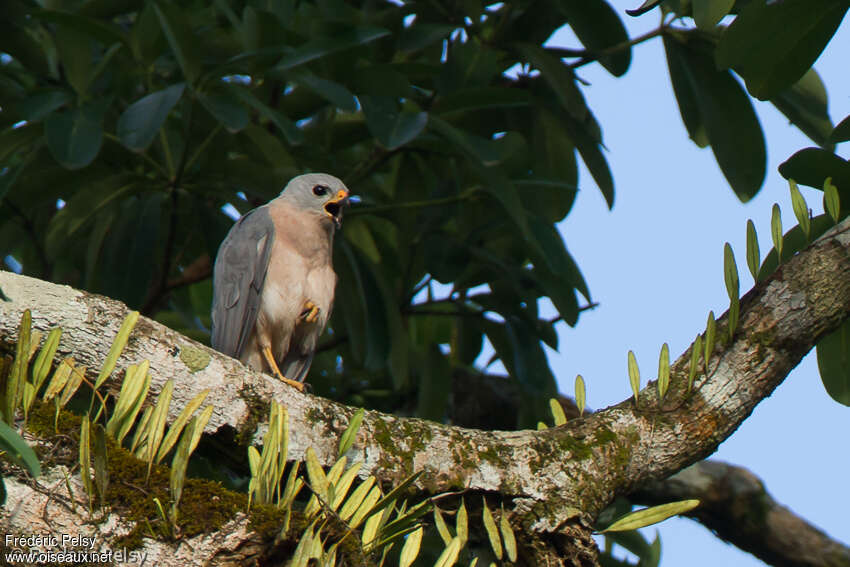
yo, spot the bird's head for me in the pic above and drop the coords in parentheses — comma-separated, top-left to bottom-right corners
(279, 173, 350, 229)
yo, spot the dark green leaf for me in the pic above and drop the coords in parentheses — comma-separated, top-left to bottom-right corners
(692, 0, 735, 30)
(433, 87, 530, 115)
(54, 22, 94, 96)
(16, 90, 72, 122)
(715, 0, 848, 99)
(45, 104, 105, 169)
(664, 35, 708, 147)
(0, 125, 42, 165)
(771, 69, 834, 148)
(518, 178, 578, 224)
(0, 20, 47, 75)
(230, 87, 304, 145)
(360, 96, 428, 150)
(817, 318, 850, 406)
(515, 44, 591, 123)
(340, 242, 390, 371)
(130, 2, 163, 64)
(197, 88, 249, 133)
(831, 115, 850, 144)
(117, 84, 186, 151)
(153, 3, 202, 85)
(778, 148, 850, 201)
(527, 219, 585, 294)
(93, 424, 109, 503)
(100, 194, 163, 308)
(626, 0, 662, 17)
(416, 345, 452, 421)
(0, 420, 40, 477)
(486, 316, 558, 397)
(45, 176, 136, 259)
(399, 23, 455, 52)
(569, 116, 615, 208)
(290, 71, 357, 112)
(669, 34, 766, 201)
(428, 116, 499, 165)
(33, 9, 128, 47)
(273, 27, 391, 72)
(348, 65, 413, 98)
(532, 106, 579, 189)
(437, 40, 504, 93)
(558, 0, 631, 76)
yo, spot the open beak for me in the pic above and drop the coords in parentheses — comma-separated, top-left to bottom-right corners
(324, 189, 350, 229)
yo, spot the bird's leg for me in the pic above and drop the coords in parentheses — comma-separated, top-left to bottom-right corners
(300, 300, 320, 323)
(261, 346, 305, 392)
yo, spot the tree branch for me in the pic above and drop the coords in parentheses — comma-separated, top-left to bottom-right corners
(633, 460, 850, 567)
(2, 217, 850, 556)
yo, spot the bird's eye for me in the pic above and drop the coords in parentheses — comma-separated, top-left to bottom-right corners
(312, 185, 328, 196)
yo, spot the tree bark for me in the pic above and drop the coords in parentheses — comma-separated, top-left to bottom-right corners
(2, 218, 850, 565)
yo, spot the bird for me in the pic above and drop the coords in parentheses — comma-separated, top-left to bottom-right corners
(210, 173, 350, 391)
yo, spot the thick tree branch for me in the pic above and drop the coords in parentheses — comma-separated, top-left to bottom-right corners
(633, 460, 850, 567)
(2, 218, 850, 556)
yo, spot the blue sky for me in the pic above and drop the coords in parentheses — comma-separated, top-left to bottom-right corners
(548, 4, 850, 565)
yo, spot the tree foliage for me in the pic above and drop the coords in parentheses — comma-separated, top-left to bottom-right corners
(1, 0, 848, 434)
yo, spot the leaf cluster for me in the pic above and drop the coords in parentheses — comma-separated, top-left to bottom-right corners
(1, 0, 848, 428)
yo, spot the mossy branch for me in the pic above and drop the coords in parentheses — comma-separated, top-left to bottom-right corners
(3, 216, 850, 562)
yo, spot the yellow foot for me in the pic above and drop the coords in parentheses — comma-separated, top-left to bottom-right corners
(300, 300, 320, 323)
(262, 346, 305, 392)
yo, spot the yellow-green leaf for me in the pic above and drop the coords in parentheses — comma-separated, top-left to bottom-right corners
(456, 498, 468, 546)
(338, 407, 365, 457)
(789, 179, 811, 241)
(434, 536, 462, 567)
(688, 334, 702, 393)
(481, 498, 502, 560)
(771, 204, 784, 261)
(398, 526, 423, 567)
(745, 220, 760, 281)
(361, 505, 384, 548)
(434, 506, 453, 546)
(32, 327, 62, 393)
(43, 357, 74, 401)
(657, 343, 670, 401)
(339, 476, 375, 521)
(549, 398, 567, 426)
(575, 374, 586, 416)
(728, 297, 740, 340)
(143, 379, 174, 478)
(499, 506, 517, 562)
(94, 311, 139, 390)
(600, 499, 700, 532)
(58, 364, 86, 408)
(723, 242, 739, 300)
(824, 176, 840, 223)
(331, 461, 362, 511)
(130, 405, 153, 454)
(156, 389, 209, 463)
(704, 311, 716, 369)
(348, 485, 382, 529)
(627, 350, 640, 405)
(79, 416, 94, 506)
(305, 447, 328, 503)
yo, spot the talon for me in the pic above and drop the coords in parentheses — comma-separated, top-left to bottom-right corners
(262, 346, 305, 391)
(300, 300, 320, 323)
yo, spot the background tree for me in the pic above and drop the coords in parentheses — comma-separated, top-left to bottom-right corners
(1, 0, 850, 565)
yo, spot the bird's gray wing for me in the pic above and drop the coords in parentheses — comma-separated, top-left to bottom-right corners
(210, 207, 275, 358)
